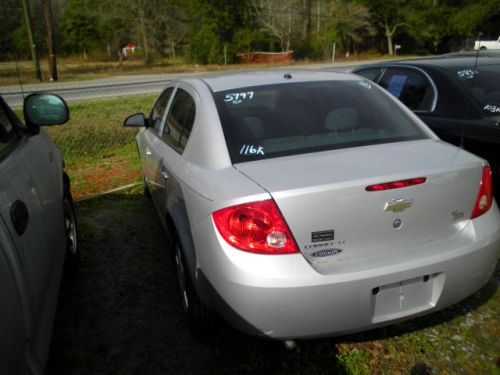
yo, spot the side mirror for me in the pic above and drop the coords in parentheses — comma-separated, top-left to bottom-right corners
(124, 113, 146, 127)
(23, 93, 69, 129)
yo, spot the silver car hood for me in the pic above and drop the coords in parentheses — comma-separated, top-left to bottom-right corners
(235, 139, 483, 274)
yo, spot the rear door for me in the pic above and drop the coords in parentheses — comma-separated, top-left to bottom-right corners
(152, 86, 196, 218)
(140, 86, 175, 207)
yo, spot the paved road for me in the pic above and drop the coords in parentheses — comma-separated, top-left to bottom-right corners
(0, 60, 371, 107)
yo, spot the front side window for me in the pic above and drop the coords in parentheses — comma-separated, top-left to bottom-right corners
(213, 81, 428, 163)
(378, 68, 435, 112)
(0, 103, 19, 156)
(163, 88, 196, 152)
(450, 63, 500, 116)
(149, 87, 174, 133)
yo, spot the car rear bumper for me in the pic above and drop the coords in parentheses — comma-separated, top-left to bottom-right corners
(193, 206, 500, 339)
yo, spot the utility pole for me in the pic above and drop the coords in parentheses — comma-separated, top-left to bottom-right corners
(22, 0, 42, 81)
(44, 0, 58, 81)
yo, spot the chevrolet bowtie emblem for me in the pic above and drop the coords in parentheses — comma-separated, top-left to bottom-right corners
(384, 198, 413, 213)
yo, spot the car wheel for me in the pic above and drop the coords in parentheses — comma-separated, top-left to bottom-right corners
(480, 46, 487, 50)
(63, 185, 79, 272)
(142, 170, 151, 198)
(174, 240, 207, 324)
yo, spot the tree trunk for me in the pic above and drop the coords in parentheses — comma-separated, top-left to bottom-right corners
(303, 0, 312, 41)
(44, 0, 58, 81)
(138, 6, 151, 66)
(384, 19, 394, 56)
(386, 33, 394, 55)
(287, 6, 291, 51)
(317, 0, 320, 42)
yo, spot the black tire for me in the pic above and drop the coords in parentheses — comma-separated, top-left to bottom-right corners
(63, 185, 79, 272)
(480, 46, 487, 50)
(142, 170, 151, 199)
(173, 240, 208, 324)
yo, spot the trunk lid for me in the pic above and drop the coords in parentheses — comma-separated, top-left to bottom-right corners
(235, 140, 483, 274)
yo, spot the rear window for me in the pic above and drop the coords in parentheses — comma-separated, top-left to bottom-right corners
(213, 81, 428, 163)
(449, 63, 500, 116)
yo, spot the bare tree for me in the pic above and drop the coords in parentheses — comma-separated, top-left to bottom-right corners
(321, 0, 373, 56)
(252, 0, 301, 51)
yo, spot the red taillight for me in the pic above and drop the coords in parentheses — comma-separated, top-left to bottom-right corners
(470, 165, 493, 220)
(212, 199, 299, 254)
(366, 177, 427, 191)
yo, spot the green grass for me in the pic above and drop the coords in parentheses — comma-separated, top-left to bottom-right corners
(14, 94, 155, 198)
(335, 265, 500, 374)
(44, 94, 155, 160)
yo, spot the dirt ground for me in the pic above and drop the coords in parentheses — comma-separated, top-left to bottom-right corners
(47, 186, 499, 375)
(46, 187, 341, 375)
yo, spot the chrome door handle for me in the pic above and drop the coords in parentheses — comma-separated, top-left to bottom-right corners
(145, 149, 152, 156)
(161, 171, 169, 180)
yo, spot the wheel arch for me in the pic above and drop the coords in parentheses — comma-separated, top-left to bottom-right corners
(165, 205, 198, 288)
(63, 171, 70, 190)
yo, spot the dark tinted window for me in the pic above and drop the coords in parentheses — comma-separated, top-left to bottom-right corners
(450, 63, 500, 116)
(0, 103, 19, 155)
(163, 89, 196, 151)
(379, 68, 435, 111)
(149, 87, 174, 132)
(354, 67, 384, 81)
(214, 81, 428, 163)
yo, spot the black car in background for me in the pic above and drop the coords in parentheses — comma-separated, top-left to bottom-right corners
(352, 56, 500, 198)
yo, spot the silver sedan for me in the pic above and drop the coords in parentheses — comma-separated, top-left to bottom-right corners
(0, 93, 78, 373)
(125, 70, 500, 339)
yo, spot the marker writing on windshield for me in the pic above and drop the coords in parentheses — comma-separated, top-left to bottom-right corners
(240, 145, 264, 155)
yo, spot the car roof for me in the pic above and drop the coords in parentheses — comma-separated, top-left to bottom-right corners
(355, 55, 500, 70)
(189, 69, 359, 92)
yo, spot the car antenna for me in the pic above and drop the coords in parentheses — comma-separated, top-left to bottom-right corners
(471, 32, 482, 89)
(460, 32, 483, 150)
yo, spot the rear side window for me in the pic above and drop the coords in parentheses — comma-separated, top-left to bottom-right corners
(354, 67, 384, 81)
(378, 68, 435, 111)
(450, 63, 500, 116)
(214, 81, 428, 163)
(149, 87, 174, 133)
(0, 103, 19, 156)
(163, 88, 196, 152)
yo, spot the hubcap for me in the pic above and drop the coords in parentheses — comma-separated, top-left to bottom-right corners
(64, 199, 77, 255)
(175, 244, 189, 312)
